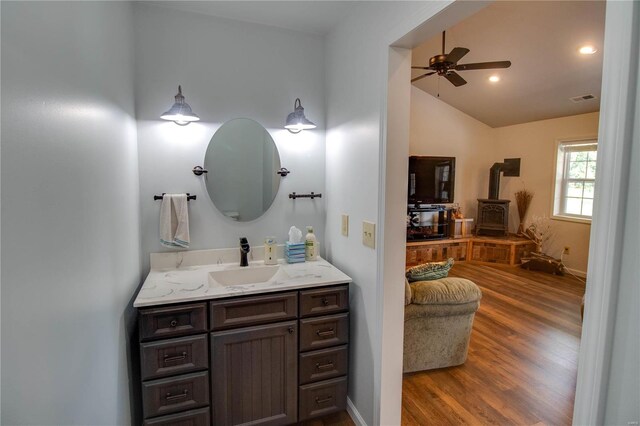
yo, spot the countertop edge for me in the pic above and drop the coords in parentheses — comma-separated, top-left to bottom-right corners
(133, 278, 351, 308)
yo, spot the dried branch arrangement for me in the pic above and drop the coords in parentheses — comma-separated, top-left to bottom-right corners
(523, 215, 554, 253)
(515, 189, 534, 235)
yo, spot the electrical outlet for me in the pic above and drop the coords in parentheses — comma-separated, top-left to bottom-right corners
(362, 221, 376, 249)
(563, 246, 571, 255)
(341, 214, 349, 237)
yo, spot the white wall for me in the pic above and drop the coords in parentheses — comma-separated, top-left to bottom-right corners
(603, 74, 639, 424)
(410, 86, 494, 219)
(133, 3, 326, 273)
(495, 112, 599, 274)
(601, 2, 640, 423)
(1, 2, 141, 424)
(324, 3, 455, 424)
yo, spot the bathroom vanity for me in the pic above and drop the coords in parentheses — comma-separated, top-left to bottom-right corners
(134, 250, 352, 425)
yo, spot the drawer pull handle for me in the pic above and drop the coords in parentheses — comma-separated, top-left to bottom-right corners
(315, 396, 333, 405)
(321, 297, 329, 306)
(165, 390, 188, 402)
(288, 326, 295, 334)
(169, 319, 178, 327)
(163, 352, 187, 363)
(316, 361, 334, 370)
(316, 328, 335, 337)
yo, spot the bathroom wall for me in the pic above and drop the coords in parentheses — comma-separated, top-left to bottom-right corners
(133, 3, 326, 273)
(1, 2, 140, 424)
(324, 2, 453, 424)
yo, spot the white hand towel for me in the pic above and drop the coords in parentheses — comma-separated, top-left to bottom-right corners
(160, 194, 190, 248)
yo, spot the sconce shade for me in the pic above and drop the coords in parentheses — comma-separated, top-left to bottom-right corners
(161, 85, 200, 126)
(285, 98, 316, 133)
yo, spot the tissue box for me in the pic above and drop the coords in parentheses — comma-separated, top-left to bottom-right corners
(285, 242, 306, 263)
(285, 242, 305, 254)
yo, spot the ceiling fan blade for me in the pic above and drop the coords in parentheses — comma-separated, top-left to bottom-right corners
(411, 72, 436, 83)
(446, 47, 470, 64)
(444, 71, 467, 87)
(411, 66, 434, 70)
(455, 60, 511, 71)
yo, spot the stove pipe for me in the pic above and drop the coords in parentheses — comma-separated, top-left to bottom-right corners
(487, 158, 521, 199)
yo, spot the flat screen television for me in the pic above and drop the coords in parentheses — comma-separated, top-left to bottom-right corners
(408, 156, 455, 204)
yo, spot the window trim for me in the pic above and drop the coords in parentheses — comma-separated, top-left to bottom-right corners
(551, 137, 598, 224)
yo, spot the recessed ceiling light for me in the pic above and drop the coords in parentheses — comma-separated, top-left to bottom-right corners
(488, 75, 500, 83)
(579, 45, 597, 55)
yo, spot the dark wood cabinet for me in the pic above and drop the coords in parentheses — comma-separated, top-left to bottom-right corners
(140, 303, 208, 341)
(137, 284, 349, 425)
(299, 286, 349, 318)
(141, 335, 209, 381)
(143, 407, 210, 426)
(211, 321, 298, 425)
(299, 313, 349, 352)
(142, 371, 210, 418)
(299, 345, 348, 385)
(298, 377, 348, 422)
(210, 292, 297, 331)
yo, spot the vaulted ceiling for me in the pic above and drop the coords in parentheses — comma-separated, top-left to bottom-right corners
(411, 1, 605, 128)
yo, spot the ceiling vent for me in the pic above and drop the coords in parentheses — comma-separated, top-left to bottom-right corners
(570, 94, 597, 103)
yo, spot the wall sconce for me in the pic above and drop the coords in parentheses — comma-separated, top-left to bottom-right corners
(284, 98, 316, 133)
(160, 85, 200, 126)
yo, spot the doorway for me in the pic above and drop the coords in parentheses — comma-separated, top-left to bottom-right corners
(379, 1, 637, 424)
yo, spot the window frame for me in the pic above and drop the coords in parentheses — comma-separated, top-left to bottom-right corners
(552, 138, 598, 224)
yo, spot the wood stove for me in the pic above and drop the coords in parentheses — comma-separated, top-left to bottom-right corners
(476, 158, 520, 236)
(476, 199, 510, 235)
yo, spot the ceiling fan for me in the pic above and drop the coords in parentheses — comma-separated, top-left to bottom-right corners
(412, 31, 512, 87)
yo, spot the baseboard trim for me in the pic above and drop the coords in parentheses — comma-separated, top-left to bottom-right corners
(565, 267, 587, 279)
(347, 397, 367, 426)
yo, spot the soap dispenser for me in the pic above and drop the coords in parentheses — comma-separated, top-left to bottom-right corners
(264, 237, 278, 265)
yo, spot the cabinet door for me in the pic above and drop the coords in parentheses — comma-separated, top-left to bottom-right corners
(211, 321, 298, 426)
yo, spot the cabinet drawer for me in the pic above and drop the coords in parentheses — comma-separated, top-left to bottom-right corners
(298, 377, 348, 422)
(140, 303, 207, 341)
(299, 345, 348, 385)
(300, 285, 349, 318)
(143, 407, 210, 426)
(300, 313, 349, 352)
(142, 371, 209, 419)
(210, 292, 297, 330)
(141, 334, 208, 381)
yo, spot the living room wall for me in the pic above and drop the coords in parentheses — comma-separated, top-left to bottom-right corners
(410, 86, 494, 221)
(496, 112, 599, 275)
(410, 86, 599, 275)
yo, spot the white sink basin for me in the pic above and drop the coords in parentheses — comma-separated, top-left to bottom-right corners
(208, 265, 287, 287)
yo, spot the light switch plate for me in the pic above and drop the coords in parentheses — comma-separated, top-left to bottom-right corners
(341, 214, 349, 237)
(362, 221, 376, 249)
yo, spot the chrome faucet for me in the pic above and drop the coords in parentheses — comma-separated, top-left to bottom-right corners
(239, 237, 250, 267)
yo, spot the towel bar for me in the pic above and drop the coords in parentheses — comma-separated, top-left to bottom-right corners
(289, 192, 322, 200)
(154, 193, 196, 201)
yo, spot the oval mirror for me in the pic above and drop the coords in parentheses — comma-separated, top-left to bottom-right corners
(204, 118, 281, 222)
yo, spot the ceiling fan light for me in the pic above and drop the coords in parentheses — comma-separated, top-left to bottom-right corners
(489, 75, 500, 83)
(579, 45, 597, 55)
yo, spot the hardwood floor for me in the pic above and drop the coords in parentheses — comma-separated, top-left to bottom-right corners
(402, 262, 586, 426)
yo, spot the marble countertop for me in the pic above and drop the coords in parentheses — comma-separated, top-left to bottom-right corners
(133, 251, 352, 308)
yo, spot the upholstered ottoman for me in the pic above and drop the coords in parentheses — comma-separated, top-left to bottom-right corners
(403, 277, 482, 373)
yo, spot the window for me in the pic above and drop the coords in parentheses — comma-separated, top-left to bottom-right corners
(553, 139, 597, 221)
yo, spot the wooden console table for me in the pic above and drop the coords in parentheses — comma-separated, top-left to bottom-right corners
(406, 235, 537, 267)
